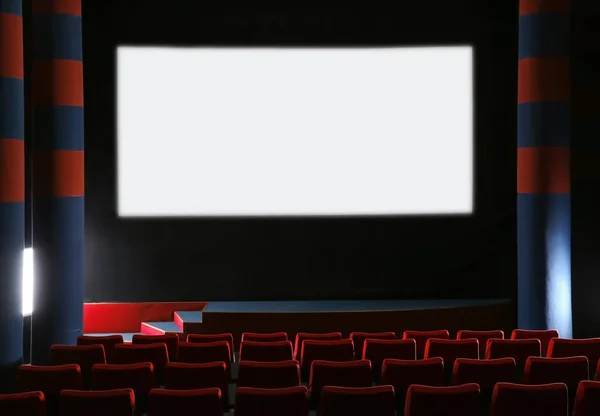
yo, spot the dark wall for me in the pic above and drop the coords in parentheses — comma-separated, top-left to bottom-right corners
(82, 1, 521, 302)
(571, 2, 600, 338)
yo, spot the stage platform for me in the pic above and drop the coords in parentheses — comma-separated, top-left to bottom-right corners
(84, 299, 514, 346)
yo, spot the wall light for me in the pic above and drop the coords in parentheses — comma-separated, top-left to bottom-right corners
(23, 247, 34, 316)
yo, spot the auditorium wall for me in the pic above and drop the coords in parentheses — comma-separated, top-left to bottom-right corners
(81, 2, 521, 303)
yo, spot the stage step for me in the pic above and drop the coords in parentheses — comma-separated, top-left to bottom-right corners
(83, 333, 139, 343)
(141, 321, 183, 335)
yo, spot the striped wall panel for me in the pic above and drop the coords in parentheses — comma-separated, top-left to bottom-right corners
(0, 0, 25, 391)
(31, 0, 84, 364)
(517, 0, 571, 336)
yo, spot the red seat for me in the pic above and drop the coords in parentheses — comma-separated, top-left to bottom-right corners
(164, 362, 229, 405)
(60, 389, 135, 416)
(363, 339, 416, 375)
(242, 332, 288, 343)
(452, 358, 516, 415)
(300, 339, 354, 379)
(187, 333, 235, 361)
(294, 333, 343, 360)
(349, 332, 395, 360)
(113, 343, 169, 383)
(424, 339, 479, 381)
(510, 329, 559, 355)
(403, 330, 450, 359)
(548, 338, 600, 379)
(597, 359, 600, 381)
(132, 334, 179, 362)
(17, 364, 83, 415)
(240, 340, 293, 362)
(91, 363, 154, 414)
(457, 330, 505, 358)
(238, 360, 301, 388)
(77, 335, 123, 364)
(380, 358, 445, 411)
(490, 382, 568, 416)
(319, 385, 396, 416)
(573, 380, 600, 416)
(405, 383, 480, 416)
(17, 364, 83, 393)
(0, 392, 46, 416)
(50, 345, 106, 387)
(485, 339, 541, 378)
(523, 356, 589, 412)
(235, 386, 309, 416)
(176, 341, 231, 372)
(148, 388, 222, 416)
(308, 360, 372, 407)
(452, 358, 516, 386)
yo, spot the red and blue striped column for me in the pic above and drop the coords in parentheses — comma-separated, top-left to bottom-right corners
(0, 0, 25, 391)
(31, 0, 84, 363)
(517, 0, 571, 337)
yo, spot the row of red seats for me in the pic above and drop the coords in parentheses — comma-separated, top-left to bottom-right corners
(72, 333, 600, 381)
(13, 355, 600, 410)
(78, 328, 563, 364)
(3, 381, 600, 416)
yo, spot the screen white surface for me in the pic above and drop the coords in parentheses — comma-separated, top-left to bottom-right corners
(117, 46, 473, 217)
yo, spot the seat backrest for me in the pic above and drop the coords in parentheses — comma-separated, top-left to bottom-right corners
(186, 333, 234, 361)
(177, 341, 231, 366)
(164, 362, 228, 404)
(237, 360, 301, 388)
(113, 343, 169, 371)
(294, 333, 343, 360)
(424, 339, 479, 380)
(50, 345, 106, 386)
(524, 356, 589, 412)
(457, 330, 505, 358)
(490, 382, 568, 416)
(308, 360, 372, 406)
(77, 335, 123, 363)
(132, 334, 179, 362)
(452, 358, 516, 387)
(403, 330, 450, 358)
(319, 385, 395, 416)
(17, 364, 83, 394)
(573, 380, 600, 416)
(485, 339, 541, 377)
(0, 391, 46, 416)
(60, 388, 135, 416)
(148, 388, 223, 416)
(524, 356, 589, 386)
(452, 358, 516, 416)
(240, 340, 294, 362)
(235, 386, 309, 416)
(405, 383, 480, 416)
(242, 332, 288, 343)
(91, 363, 155, 393)
(380, 358, 445, 411)
(548, 338, 600, 379)
(510, 329, 559, 355)
(300, 339, 354, 376)
(363, 339, 417, 370)
(349, 332, 396, 360)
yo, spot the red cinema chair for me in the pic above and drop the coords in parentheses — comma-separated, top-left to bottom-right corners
(60, 389, 135, 416)
(405, 383, 480, 416)
(490, 382, 568, 416)
(403, 330, 450, 359)
(319, 386, 395, 416)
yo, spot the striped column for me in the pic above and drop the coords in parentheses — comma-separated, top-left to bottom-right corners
(517, 0, 571, 336)
(0, 0, 25, 391)
(31, 0, 84, 363)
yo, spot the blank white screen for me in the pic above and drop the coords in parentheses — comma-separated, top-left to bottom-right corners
(117, 46, 473, 217)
